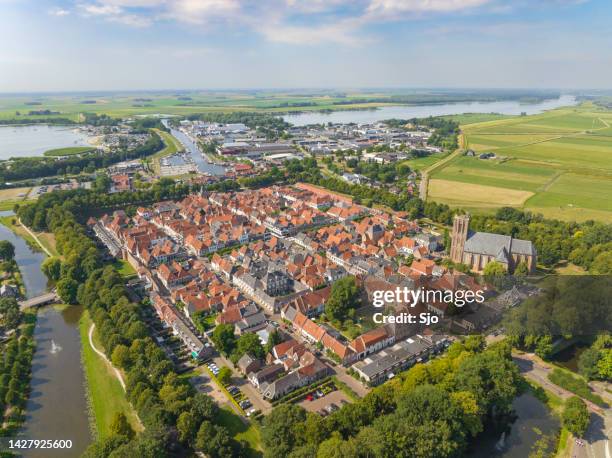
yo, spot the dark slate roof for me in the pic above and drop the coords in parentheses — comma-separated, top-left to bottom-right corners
(464, 231, 535, 259)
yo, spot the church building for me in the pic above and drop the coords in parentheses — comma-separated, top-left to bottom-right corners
(450, 215, 536, 273)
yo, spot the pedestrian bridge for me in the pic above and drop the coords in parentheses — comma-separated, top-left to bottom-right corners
(18, 291, 59, 310)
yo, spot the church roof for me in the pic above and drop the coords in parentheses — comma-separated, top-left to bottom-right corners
(464, 231, 535, 259)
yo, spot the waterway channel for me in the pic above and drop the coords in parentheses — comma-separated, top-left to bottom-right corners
(0, 211, 91, 457)
(162, 120, 226, 176)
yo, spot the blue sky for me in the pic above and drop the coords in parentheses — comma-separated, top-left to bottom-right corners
(1, 0, 611, 92)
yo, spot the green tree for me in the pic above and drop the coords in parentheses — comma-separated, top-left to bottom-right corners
(191, 392, 218, 421)
(231, 332, 264, 363)
(562, 396, 590, 437)
(195, 421, 235, 458)
(56, 277, 79, 304)
(265, 329, 282, 354)
(591, 252, 612, 274)
(483, 261, 506, 277)
(109, 412, 134, 439)
(0, 240, 15, 260)
(217, 366, 232, 386)
(578, 347, 601, 380)
(597, 349, 612, 380)
(514, 261, 529, 277)
(176, 411, 198, 444)
(111, 344, 131, 369)
(211, 323, 236, 355)
(325, 276, 360, 322)
(41, 257, 62, 281)
(261, 404, 307, 458)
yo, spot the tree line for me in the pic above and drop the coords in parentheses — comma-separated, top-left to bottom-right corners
(504, 275, 611, 362)
(0, 298, 36, 436)
(260, 337, 524, 458)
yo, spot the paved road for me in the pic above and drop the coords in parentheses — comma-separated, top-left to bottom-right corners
(514, 354, 611, 458)
(210, 352, 273, 415)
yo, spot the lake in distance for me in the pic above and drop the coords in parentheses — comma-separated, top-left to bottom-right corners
(0, 125, 92, 160)
(282, 95, 578, 125)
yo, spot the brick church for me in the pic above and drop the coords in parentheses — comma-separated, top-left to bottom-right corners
(450, 214, 536, 273)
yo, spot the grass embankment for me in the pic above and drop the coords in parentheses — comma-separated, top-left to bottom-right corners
(112, 259, 137, 279)
(79, 310, 142, 439)
(0, 216, 59, 257)
(150, 129, 183, 174)
(43, 146, 95, 157)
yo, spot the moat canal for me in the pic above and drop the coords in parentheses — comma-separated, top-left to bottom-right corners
(0, 211, 91, 457)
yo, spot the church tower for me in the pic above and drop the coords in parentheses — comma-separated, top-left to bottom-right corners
(450, 214, 470, 264)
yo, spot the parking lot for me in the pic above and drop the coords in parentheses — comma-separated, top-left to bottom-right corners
(298, 389, 351, 415)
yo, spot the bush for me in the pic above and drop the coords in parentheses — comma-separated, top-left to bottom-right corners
(562, 396, 590, 437)
(548, 369, 606, 407)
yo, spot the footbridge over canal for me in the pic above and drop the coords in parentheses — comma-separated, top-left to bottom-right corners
(18, 291, 60, 310)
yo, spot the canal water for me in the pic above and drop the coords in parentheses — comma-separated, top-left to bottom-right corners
(162, 120, 226, 176)
(469, 392, 560, 457)
(0, 125, 92, 160)
(282, 95, 578, 126)
(0, 211, 91, 457)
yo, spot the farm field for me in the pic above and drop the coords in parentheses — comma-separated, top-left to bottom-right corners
(400, 152, 449, 171)
(429, 105, 612, 222)
(0, 187, 35, 210)
(441, 113, 515, 125)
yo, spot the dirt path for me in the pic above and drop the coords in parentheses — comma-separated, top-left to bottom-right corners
(89, 323, 126, 391)
(18, 218, 52, 257)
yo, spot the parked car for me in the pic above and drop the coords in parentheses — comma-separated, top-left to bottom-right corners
(240, 400, 252, 409)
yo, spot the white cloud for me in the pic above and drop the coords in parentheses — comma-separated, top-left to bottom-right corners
(79, 3, 122, 16)
(49, 7, 70, 16)
(164, 0, 241, 24)
(258, 19, 367, 45)
(367, 0, 491, 16)
(284, 0, 357, 13)
(78, 2, 152, 26)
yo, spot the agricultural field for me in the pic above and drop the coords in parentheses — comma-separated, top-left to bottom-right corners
(441, 113, 515, 125)
(0, 187, 35, 210)
(428, 105, 612, 222)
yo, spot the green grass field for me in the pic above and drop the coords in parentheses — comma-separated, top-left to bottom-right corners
(400, 152, 449, 171)
(79, 311, 142, 439)
(441, 113, 515, 125)
(217, 407, 263, 457)
(112, 259, 137, 279)
(150, 128, 183, 173)
(43, 146, 95, 156)
(429, 104, 612, 222)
